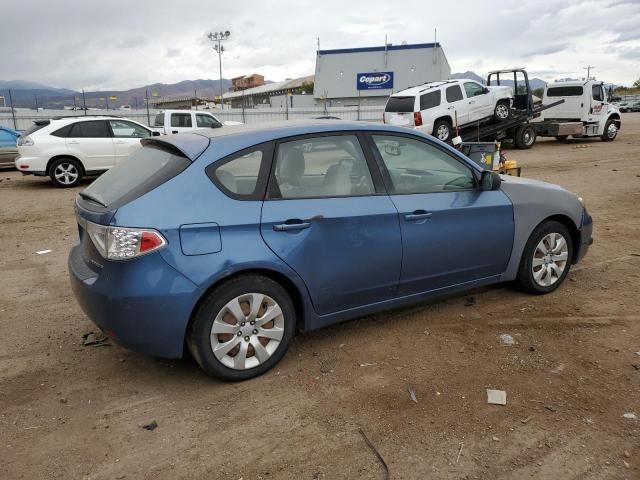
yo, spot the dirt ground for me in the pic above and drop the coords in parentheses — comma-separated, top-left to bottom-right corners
(1, 115, 639, 480)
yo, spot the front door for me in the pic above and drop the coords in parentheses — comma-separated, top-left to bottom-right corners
(464, 82, 492, 122)
(108, 120, 151, 163)
(65, 120, 115, 170)
(369, 133, 514, 296)
(260, 133, 402, 316)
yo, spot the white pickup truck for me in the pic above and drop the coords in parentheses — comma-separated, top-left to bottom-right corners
(534, 80, 621, 142)
(151, 109, 242, 135)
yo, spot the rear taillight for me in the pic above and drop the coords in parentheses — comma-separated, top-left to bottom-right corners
(86, 221, 167, 261)
(17, 135, 34, 146)
(414, 112, 423, 126)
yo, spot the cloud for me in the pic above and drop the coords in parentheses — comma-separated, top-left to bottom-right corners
(165, 48, 182, 58)
(116, 35, 147, 49)
(526, 43, 571, 57)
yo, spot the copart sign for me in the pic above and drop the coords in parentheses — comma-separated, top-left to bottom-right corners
(357, 72, 394, 90)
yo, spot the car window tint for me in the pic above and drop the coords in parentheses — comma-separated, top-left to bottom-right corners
(153, 113, 164, 127)
(592, 85, 604, 101)
(372, 134, 475, 194)
(51, 124, 73, 138)
(547, 86, 583, 97)
(170, 113, 192, 128)
(464, 82, 485, 97)
(420, 90, 441, 110)
(272, 135, 374, 199)
(69, 121, 110, 138)
(109, 120, 150, 138)
(214, 150, 263, 196)
(446, 85, 463, 103)
(385, 96, 415, 112)
(196, 114, 221, 128)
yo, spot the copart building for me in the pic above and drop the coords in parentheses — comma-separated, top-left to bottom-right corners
(313, 42, 451, 106)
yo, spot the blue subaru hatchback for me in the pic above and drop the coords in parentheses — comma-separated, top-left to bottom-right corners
(69, 121, 592, 380)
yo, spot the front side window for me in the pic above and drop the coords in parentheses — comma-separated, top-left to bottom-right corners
(592, 85, 604, 101)
(108, 120, 150, 138)
(446, 85, 464, 103)
(464, 82, 485, 98)
(372, 134, 475, 194)
(271, 135, 375, 199)
(420, 90, 441, 110)
(69, 121, 110, 138)
(170, 113, 192, 128)
(196, 114, 222, 128)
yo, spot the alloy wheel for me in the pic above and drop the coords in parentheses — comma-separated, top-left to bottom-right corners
(436, 125, 450, 140)
(54, 163, 79, 185)
(210, 293, 284, 370)
(607, 122, 617, 139)
(495, 103, 509, 119)
(531, 232, 569, 287)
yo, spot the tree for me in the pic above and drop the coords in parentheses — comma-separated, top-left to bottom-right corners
(634, 78, 640, 89)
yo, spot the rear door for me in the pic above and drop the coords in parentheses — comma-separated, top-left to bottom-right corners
(369, 133, 514, 295)
(65, 120, 115, 170)
(169, 112, 193, 134)
(108, 120, 151, 163)
(464, 82, 492, 122)
(444, 84, 469, 126)
(260, 133, 402, 316)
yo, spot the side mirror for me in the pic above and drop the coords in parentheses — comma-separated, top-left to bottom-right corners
(211, 122, 223, 129)
(483, 87, 490, 94)
(152, 131, 161, 136)
(480, 170, 502, 191)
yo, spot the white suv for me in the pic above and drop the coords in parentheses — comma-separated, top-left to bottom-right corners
(383, 79, 513, 141)
(15, 116, 156, 187)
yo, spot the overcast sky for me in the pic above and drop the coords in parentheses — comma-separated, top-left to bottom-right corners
(2, 0, 639, 91)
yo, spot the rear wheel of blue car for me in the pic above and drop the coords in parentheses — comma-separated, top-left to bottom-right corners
(517, 220, 573, 295)
(188, 275, 296, 381)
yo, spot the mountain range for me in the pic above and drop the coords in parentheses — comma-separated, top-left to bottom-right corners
(1, 72, 549, 108)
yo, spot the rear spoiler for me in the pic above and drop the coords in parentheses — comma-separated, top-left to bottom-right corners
(141, 133, 209, 161)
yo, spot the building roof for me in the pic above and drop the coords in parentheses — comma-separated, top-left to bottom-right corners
(222, 75, 314, 99)
(317, 42, 441, 55)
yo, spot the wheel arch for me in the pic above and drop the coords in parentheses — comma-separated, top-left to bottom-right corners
(608, 112, 621, 126)
(46, 154, 85, 176)
(533, 214, 581, 264)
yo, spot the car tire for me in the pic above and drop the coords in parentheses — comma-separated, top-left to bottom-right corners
(494, 100, 511, 122)
(600, 118, 618, 142)
(188, 275, 296, 381)
(49, 157, 83, 188)
(432, 119, 453, 142)
(516, 220, 573, 295)
(514, 124, 536, 149)
(555, 135, 569, 142)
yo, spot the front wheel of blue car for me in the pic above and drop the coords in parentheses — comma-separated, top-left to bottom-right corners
(517, 220, 573, 295)
(188, 275, 296, 381)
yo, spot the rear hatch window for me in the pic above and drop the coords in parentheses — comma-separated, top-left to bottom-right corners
(23, 120, 50, 136)
(81, 144, 190, 209)
(385, 96, 416, 112)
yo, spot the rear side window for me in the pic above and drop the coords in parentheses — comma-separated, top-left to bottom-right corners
(171, 113, 192, 128)
(82, 144, 190, 208)
(69, 121, 110, 138)
(385, 96, 415, 112)
(51, 124, 73, 137)
(547, 86, 583, 97)
(446, 85, 464, 102)
(154, 113, 164, 127)
(23, 120, 50, 136)
(420, 90, 441, 110)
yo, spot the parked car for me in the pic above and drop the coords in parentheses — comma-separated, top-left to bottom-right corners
(0, 126, 20, 168)
(629, 101, 640, 112)
(15, 116, 158, 187)
(69, 120, 593, 381)
(383, 79, 513, 141)
(151, 109, 242, 135)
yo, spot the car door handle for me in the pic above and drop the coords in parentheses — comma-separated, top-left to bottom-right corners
(273, 221, 311, 232)
(68, 140, 79, 144)
(404, 211, 433, 221)
(468, 100, 475, 104)
(172, 130, 179, 134)
(114, 140, 125, 144)
(447, 106, 455, 110)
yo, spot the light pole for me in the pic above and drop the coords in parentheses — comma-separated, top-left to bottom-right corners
(207, 30, 231, 108)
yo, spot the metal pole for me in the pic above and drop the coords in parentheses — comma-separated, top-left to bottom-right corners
(357, 90, 361, 121)
(8, 90, 17, 130)
(218, 39, 224, 108)
(194, 89, 198, 110)
(285, 91, 289, 120)
(82, 89, 87, 115)
(35, 95, 39, 111)
(145, 89, 151, 126)
(242, 92, 246, 123)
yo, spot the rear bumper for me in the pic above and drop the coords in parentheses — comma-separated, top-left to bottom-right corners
(574, 208, 593, 264)
(68, 243, 202, 358)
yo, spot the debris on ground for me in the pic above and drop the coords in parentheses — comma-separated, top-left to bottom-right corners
(408, 388, 417, 403)
(465, 296, 476, 306)
(141, 420, 158, 431)
(82, 332, 110, 347)
(544, 405, 558, 413)
(487, 389, 507, 405)
(499, 334, 515, 346)
(36, 249, 52, 255)
(624, 460, 631, 469)
(320, 358, 336, 373)
(492, 436, 499, 442)
(624, 451, 631, 458)
(632, 364, 640, 370)
(359, 428, 389, 480)
(459, 346, 465, 353)
(359, 363, 376, 367)
(622, 412, 637, 420)
(456, 443, 463, 464)
(550, 364, 565, 374)
(521, 416, 532, 424)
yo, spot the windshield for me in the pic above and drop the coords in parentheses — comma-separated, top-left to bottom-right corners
(82, 144, 190, 208)
(385, 96, 415, 113)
